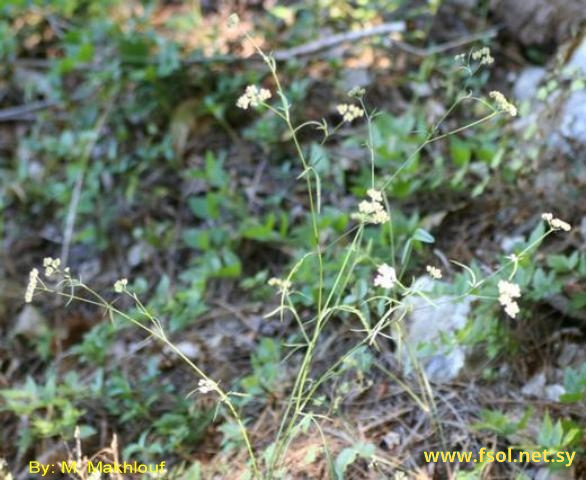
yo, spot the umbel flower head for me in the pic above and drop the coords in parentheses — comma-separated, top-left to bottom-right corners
(347, 86, 366, 99)
(498, 280, 521, 318)
(0, 458, 13, 480)
(114, 278, 128, 293)
(351, 189, 390, 225)
(237, 85, 272, 110)
(337, 103, 364, 122)
(197, 378, 218, 394)
(25, 268, 39, 303)
(472, 46, 494, 65)
(268, 277, 292, 293)
(25, 256, 70, 302)
(426, 265, 442, 279)
(227, 13, 240, 28)
(43, 257, 60, 277)
(541, 212, 571, 232)
(374, 263, 397, 289)
(489, 91, 517, 117)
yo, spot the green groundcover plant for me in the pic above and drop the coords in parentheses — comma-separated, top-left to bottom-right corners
(17, 14, 576, 480)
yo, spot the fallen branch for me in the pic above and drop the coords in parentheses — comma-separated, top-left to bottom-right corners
(60, 102, 113, 268)
(8, 26, 500, 85)
(0, 99, 56, 122)
(272, 21, 406, 61)
(0, 91, 92, 122)
(392, 27, 500, 57)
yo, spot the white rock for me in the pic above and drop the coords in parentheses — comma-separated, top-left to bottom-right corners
(14, 305, 47, 338)
(535, 466, 575, 480)
(500, 235, 525, 253)
(549, 37, 586, 153)
(163, 341, 201, 360)
(400, 279, 472, 383)
(514, 67, 546, 101)
(521, 372, 546, 397)
(381, 431, 401, 449)
(545, 384, 566, 402)
(174, 341, 201, 359)
(567, 38, 586, 75)
(342, 68, 371, 91)
(557, 90, 586, 147)
(580, 217, 586, 242)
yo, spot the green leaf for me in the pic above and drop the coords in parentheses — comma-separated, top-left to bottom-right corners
(205, 151, 229, 188)
(412, 228, 435, 243)
(334, 442, 375, 479)
(536, 412, 578, 449)
(78, 425, 97, 439)
(546, 253, 579, 273)
(389, 178, 416, 198)
(183, 228, 211, 250)
(216, 249, 241, 278)
(269, 5, 295, 24)
(309, 142, 330, 174)
(240, 214, 277, 241)
(119, 37, 151, 64)
(450, 137, 472, 167)
(188, 194, 220, 220)
(400, 238, 413, 267)
(472, 409, 532, 437)
(530, 268, 561, 300)
(77, 43, 94, 62)
(180, 463, 202, 480)
(56, 57, 77, 74)
(570, 293, 586, 310)
(561, 364, 586, 403)
(335, 448, 358, 479)
(476, 144, 497, 164)
(156, 40, 180, 76)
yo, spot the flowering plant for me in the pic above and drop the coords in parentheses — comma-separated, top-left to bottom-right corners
(23, 30, 574, 478)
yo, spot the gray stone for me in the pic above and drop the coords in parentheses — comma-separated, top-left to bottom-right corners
(400, 277, 472, 383)
(557, 90, 586, 148)
(514, 67, 546, 101)
(567, 37, 586, 75)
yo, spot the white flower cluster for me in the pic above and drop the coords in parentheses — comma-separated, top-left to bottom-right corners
(268, 277, 292, 293)
(472, 47, 494, 65)
(236, 85, 272, 110)
(347, 86, 366, 98)
(541, 213, 571, 232)
(426, 265, 442, 279)
(489, 91, 517, 117)
(24, 257, 71, 303)
(227, 13, 240, 28)
(337, 103, 364, 122)
(43, 256, 60, 277)
(498, 280, 521, 318)
(197, 378, 218, 394)
(0, 458, 13, 480)
(352, 189, 390, 225)
(24, 268, 39, 303)
(114, 278, 128, 293)
(25, 257, 70, 303)
(374, 263, 397, 289)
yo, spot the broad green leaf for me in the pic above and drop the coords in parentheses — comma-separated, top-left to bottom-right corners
(183, 228, 211, 250)
(412, 228, 435, 243)
(450, 137, 472, 167)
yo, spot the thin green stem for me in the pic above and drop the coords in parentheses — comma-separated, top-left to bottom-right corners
(271, 226, 363, 468)
(359, 99, 376, 188)
(381, 98, 499, 191)
(40, 281, 260, 477)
